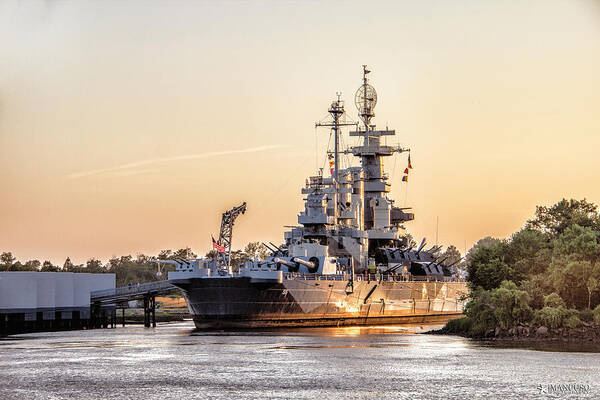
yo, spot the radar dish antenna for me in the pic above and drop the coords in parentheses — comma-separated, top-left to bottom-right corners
(354, 65, 377, 129)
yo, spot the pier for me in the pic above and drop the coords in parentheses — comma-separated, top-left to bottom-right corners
(90, 280, 178, 328)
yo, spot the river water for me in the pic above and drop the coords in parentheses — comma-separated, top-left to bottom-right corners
(1, 321, 598, 399)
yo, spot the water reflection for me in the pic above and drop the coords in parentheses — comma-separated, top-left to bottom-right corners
(189, 323, 444, 338)
(280, 324, 442, 337)
(0, 321, 598, 400)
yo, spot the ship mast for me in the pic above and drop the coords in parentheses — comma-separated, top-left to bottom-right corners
(315, 93, 356, 219)
(347, 65, 410, 236)
(358, 65, 375, 131)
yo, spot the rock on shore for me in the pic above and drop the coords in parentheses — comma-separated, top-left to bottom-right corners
(430, 321, 600, 343)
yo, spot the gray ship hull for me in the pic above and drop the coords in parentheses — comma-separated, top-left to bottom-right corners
(172, 276, 467, 329)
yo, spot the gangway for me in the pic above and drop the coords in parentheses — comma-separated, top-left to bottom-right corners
(90, 280, 180, 328)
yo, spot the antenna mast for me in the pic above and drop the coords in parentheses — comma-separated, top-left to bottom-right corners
(316, 93, 356, 219)
(356, 65, 377, 131)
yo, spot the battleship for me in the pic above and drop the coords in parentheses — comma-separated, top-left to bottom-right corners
(166, 66, 468, 329)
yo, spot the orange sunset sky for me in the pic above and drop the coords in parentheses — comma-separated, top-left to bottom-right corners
(2, 1, 600, 265)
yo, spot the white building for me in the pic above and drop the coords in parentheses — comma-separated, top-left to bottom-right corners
(0, 272, 115, 334)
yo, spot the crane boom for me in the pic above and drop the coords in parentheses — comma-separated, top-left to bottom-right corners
(216, 202, 247, 270)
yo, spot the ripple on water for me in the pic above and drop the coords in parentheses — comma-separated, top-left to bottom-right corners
(0, 322, 598, 400)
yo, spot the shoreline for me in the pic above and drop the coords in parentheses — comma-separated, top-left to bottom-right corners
(428, 321, 600, 345)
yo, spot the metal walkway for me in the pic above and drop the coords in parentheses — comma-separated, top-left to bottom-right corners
(91, 280, 177, 304)
(90, 280, 180, 328)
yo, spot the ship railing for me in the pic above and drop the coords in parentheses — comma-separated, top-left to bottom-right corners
(280, 271, 465, 282)
(283, 273, 354, 281)
(282, 272, 466, 283)
(91, 280, 176, 303)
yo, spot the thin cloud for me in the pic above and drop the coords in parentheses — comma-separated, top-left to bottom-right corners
(67, 145, 283, 179)
(112, 168, 160, 177)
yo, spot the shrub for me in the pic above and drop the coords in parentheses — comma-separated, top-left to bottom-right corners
(564, 314, 582, 328)
(470, 323, 489, 337)
(534, 306, 568, 329)
(444, 317, 473, 334)
(464, 288, 496, 336)
(594, 305, 600, 323)
(520, 275, 550, 310)
(534, 306, 579, 329)
(544, 292, 566, 308)
(490, 280, 532, 329)
(579, 308, 595, 322)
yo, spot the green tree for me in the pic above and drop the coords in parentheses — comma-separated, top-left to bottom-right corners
(41, 260, 60, 272)
(172, 248, 197, 259)
(244, 242, 270, 260)
(229, 250, 246, 270)
(9, 261, 23, 271)
(466, 241, 511, 290)
(205, 249, 217, 259)
(463, 288, 496, 336)
(86, 258, 105, 273)
(63, 257, 75, 271)
(136, 253, 151, 263)
(587, 277, 599, 310)
(552, 224, 600, 261)
(404, 232, 416, 247)
(158, 249, 173, 259)
(450, 198, 600, 335)
(441, 245, 461, 264)
(23, 260, 41, 271)
(520, 274, 552, 310)
(548, 225, 600, 308)
(465, 236, 502, 266)
(107, 254, 162, 286)
(549, 260, 595, 309)
(490, 281, 532, 329)
(0, 252, 16, 271)
(526, 198, 600, 237)
(506, 229, 551, 278)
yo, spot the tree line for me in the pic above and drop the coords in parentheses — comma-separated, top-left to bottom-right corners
(447, 198, 600, 336)
(0, 243, 270, 287)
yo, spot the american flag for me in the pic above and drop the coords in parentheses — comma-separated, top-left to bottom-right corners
(212, 236, 226, 253)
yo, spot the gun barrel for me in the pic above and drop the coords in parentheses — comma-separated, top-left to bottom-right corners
(262, 242, 277, 252)
(155, 260, 179, 265)
(291, 257, 316, 268)
(273, 258, 296, 268)
(269, 242, 283, 252)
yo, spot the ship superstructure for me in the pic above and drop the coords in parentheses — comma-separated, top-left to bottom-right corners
(167, 67, 466, 328)
(284, 66, 417, 274)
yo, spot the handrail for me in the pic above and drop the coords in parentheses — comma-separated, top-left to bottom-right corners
(91, 280, 176, 301)
(280, 272, 465, 283)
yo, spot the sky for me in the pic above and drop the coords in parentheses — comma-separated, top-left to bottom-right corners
(1, 0, 600, 265)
